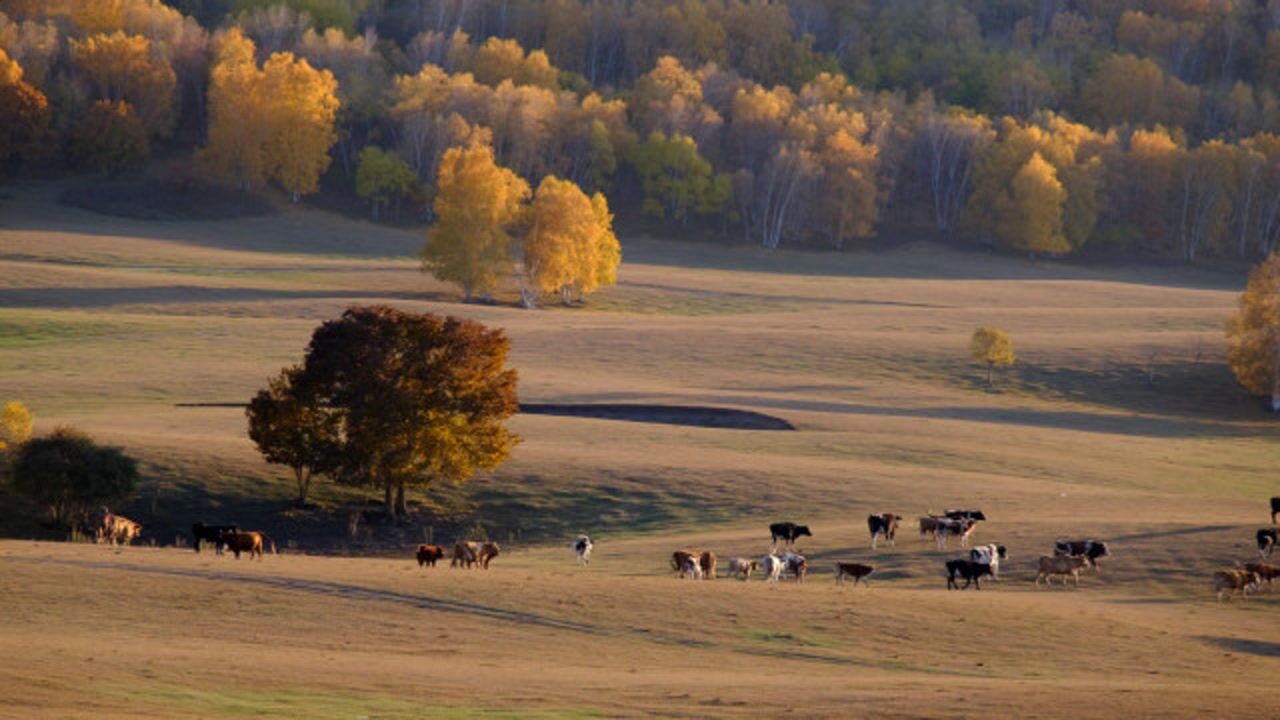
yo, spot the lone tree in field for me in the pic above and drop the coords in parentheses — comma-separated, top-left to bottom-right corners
(521, 176, 621, 307)
(295, 306, 519, 521)
(246, 366, 341, 506)
(420, 143, 530, 302)
(9, 428, 138, 528)
(1227, 253, 1280, 410)
(970, 327, 1015, 388)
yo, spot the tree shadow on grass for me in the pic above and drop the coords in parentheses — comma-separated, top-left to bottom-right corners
(1201, 637, 1280, 657)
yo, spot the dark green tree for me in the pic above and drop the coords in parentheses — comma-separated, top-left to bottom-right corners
(246, 365, 341, 506)
(9, 428, 139, 528)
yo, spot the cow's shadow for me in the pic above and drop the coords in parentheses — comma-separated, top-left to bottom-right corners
(1201, 636, 1280, 657)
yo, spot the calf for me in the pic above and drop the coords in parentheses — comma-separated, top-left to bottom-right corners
(760, 553, 785, 585)
(452, 541, 479, 568)
(946, 559, 993, 590)
(192, 523, 238, 554)
(969, 544, 1008, 580)
(834, 562, 875, 587)
(944, 509, 987, 522)
(476, 541, 500, 569)
(699, 550, 717, 580)
(769, 522, 812, 550)
(781, 552, 808, 582)
(1036, 555, 1089, 587)
(1242, 562, 1280, 589)
(728, 557, 758, 581)
(1214, 569, 1262, 602)
(97, 514, 142, 547)
(868, 513, 902, 549)
(220, 530, 274, 560)
(416, 544, 445, 567)
(1054, 539, 1111, 571)
(573, 535, 593, 565)
(1259, 529, 1279, 557)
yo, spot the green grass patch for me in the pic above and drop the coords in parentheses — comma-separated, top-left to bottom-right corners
(100, 684, 599, 719)
(738, 628, 827, 648)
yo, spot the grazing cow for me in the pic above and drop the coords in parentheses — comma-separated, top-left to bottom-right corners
(1036, 555, 1089, 587)
(476, 541, 500, 569)
(1271, 496, 1280, 524)
(934, 518, 977, 549)
(760, 553, 784, 585)
(728, 557, 758, 581)
(969, 544, 1008, 580)
(834, 562, 875, 586)
(868, 513, 902, 549)
(96, 513, 142, 547)
(919, 515, 945, 541)
(946, 559, 993, 590)
(699, 550, 717, 580)
(573, 535, 593, 565)
(944, 509, 987, 522)
(192, 523, 238, 554)
(1054, 539, 1111, 571)
(452, 541, 479, 568)
(769, 522, 812, 550)
(672, 550, 703, 579)
(220, 530, 274, 560)
(416, 544, 445, 567)
(781, 552, 808, 582)
(1214, 569, 1262, 602)
(1258, 529, 1279, 558)
(1242, 562, 1280, 589)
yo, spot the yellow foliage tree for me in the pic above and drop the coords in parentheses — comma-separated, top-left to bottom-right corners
(520, 175, 620, 307)
(203, 29, 274, 190)
(1227, 253, 1280, 410)
(996, 151, 1068, 256)
(262, 51, 339, 201)
(0, 400, 33, 452)
(69, 31, 177, 136)
(970, 327, 1015, 388)
(421, 143, 530, 302)
(0, 46, 21, 85)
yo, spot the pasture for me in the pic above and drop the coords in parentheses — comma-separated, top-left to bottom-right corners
(1, 181, 1279, 718)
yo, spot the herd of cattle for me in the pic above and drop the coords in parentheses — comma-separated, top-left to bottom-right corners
(88, 499, 1280, 601)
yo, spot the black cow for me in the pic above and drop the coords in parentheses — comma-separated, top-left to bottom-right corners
(192, 522, 239, 554)
(1271, 497, 1280, 524)
(770, 522, 812, 549)
(1054, 539, 1111, 570)
(945, 559, 993, 590)
(944, 509, 987, 522)
(1259, 529, 1279, 557)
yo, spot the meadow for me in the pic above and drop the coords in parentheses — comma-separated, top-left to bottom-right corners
(1, 181, 1278, 718)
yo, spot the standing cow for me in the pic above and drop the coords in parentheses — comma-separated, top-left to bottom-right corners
(868, 513, 902, 549)
(1271, 496, 1280, 524)
(220, 530, 274, 559)
(769, 522, 812, 550)
(416, 544, 445, 567)
(192, 523, 238, 554)
(97, 511, 142, 547)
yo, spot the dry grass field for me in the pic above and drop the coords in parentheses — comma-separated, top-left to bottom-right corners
(1, 181, 1279, 718)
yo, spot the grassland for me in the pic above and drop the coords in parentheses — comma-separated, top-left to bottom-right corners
(1, 180, 1278, 718)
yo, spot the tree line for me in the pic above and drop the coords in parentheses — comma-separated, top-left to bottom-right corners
(6, 0, 1280, 261)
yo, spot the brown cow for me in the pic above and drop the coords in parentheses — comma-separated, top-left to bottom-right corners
(220, 530, 274, 559)
(671, 550, 703, 579)
(416, 544, 445, 567)
(834, 562, 875, 586)
(477, 541, 500, 569)
(782, 552, 808, 582)
(1214, 569, 1262, 602)
(96, 514, 142, 547)
(1035, 555, 1088, 587)
(452, 541, 479, 568)
(1241, 562, 1280, 590)
(699, 550, 717, 580)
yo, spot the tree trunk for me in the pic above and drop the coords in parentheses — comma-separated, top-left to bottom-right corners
(394, 482, 408, 519)
(986, 363, 994, 389)
(384, 481, 395, 520)
(294, 467, 310, 507)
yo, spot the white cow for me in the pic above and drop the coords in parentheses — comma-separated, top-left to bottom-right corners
(761, 553, 784, 586)
(573, 535, 593, 566)
(968, 544, 1007, 580)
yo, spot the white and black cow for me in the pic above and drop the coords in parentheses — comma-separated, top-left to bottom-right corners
(1258, 529, 1278, 558)
(1054, 539, 1111, 571)
(868, 513, 902, 549)
(769, 522, 812, 550)
(574, 534, 593, 565)
(969, 544, 1008, 580)
(934, 518, 977, 549)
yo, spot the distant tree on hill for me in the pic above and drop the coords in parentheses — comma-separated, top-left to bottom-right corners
(9, 428, 138, 528)
(246, 365, 340, 506)
(69, 31, 177, 136)
(294, 306, 520, 522)
(0, 49, 51, 170)
(355, 146, 418, 221)
(970, 327, 1015, 388)
(520, 175, 621, 307)
(70, 100, 150, 176)
(1227, 253, 1280, 410)
(420, 143, 530, 302)
(629, 132, 731, 223)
